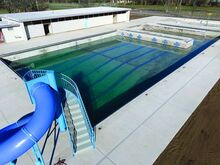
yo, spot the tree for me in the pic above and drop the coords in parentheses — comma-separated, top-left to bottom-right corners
(161, 0, 171, 13)
(3, 0, 48, 13)
(0, 1, 5, 8)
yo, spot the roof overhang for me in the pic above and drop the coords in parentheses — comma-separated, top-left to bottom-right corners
(0, 21, 20, 29)
(1, 7, 131, 23)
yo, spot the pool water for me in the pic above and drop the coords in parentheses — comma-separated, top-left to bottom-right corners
(12, 35, 213, 124)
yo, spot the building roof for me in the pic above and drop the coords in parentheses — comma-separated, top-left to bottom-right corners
(0, 21, 20, 29)
(1, 7, 130, 23)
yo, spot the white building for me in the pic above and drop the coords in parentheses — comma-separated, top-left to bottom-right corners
(0, 7, 130, 43)
(0, 21, 20, 43)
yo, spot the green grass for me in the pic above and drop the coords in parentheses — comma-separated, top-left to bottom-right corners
(47, 3, 220, 19)
(112, 4, 220, 19)
(0, 9, 8, 14)
(1, 3, 220, 19)
(48, 3, 83, 10)
(114, 4, 220, 11)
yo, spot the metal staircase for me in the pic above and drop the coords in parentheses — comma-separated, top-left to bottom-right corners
(23, 70, 95, 156)
(65, 91, 92, 152)
(56, 73, 95, 153)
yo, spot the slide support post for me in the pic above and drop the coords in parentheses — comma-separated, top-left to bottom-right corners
(47, 71, 66, 132)
(32, 144, 45, 165)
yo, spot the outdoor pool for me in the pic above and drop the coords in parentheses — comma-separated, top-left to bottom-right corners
(10, 35, 215, 124)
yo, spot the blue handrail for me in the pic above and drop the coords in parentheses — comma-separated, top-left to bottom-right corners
(56, 73, 95, 148)
(23, 70, 48, 81)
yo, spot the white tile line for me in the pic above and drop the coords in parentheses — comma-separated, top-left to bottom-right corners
(96, 44, 220, 164)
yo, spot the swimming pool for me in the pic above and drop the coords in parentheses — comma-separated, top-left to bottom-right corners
(10, 35, 217, 125)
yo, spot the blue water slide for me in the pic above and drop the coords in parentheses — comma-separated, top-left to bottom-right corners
(0, 82, 60, 165)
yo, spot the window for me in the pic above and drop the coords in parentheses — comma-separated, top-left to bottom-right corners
(78, 16, 84, 19)
(58, 18, 65, 21)
(51, 18, 59, 22)
(66, 17, 72, 21)
(42, 19, 50, 24)
(24, 22, 32, 26)
(8, 27, 13, 31)
(32, 20, 42, 24)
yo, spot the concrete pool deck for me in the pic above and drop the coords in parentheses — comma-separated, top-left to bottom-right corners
(0, 16, 220, 164)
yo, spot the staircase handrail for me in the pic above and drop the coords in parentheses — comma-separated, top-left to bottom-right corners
(57, 73, 95, 148)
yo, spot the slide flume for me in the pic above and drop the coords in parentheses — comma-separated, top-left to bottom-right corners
(0, 82, 60, 164)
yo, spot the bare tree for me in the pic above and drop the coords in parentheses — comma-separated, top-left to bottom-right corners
(3, 0, 48, 13)
(161, 0, 171, 13)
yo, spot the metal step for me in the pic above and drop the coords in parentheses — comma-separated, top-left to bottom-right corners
(77, 129, 88, 138)
(70, 109, 81, 116)
(77, 141, 93, 153)
(74, 119, 84, 126)
(68, 104, 80, 110)
(62, 89, 93, 154)
(74, 122, 85, 130)
(71, 113, 83, 121)
(77, 135, 90, 146)
(76, 125, 87, 132)
(66, 97, 77, 105)
(73, 116, 84, 123)
(69, 106, 81, 113)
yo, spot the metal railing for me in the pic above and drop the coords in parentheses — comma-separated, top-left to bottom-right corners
(56, 73, 96, 148)
(63, 101, 77, 153)
(23, 70, 48, 81)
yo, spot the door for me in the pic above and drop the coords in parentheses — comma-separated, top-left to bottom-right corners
(0, 30, 4, 43)
(44, 24, 50, 35)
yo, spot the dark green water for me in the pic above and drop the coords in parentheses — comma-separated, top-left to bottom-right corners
(11, 35, 212, 124)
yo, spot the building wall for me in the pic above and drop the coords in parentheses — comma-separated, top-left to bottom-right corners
(49, 15, 114, 34)
(49, 19, 84, 34)
(113, 11, 130, 23)
(2, 26, 26, 43)
(1, 18, 28, 43)
(26, 24, 45, 38)
(1, 10, 130, 42)
(87, 15, 114, 27)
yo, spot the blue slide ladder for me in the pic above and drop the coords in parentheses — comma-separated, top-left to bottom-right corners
(23, 70, 95, 162)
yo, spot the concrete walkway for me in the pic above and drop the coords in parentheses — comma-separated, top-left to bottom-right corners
(0, 17, 220, 164)
(94, 40, 220, 165)
(154, 80, 220, 164)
